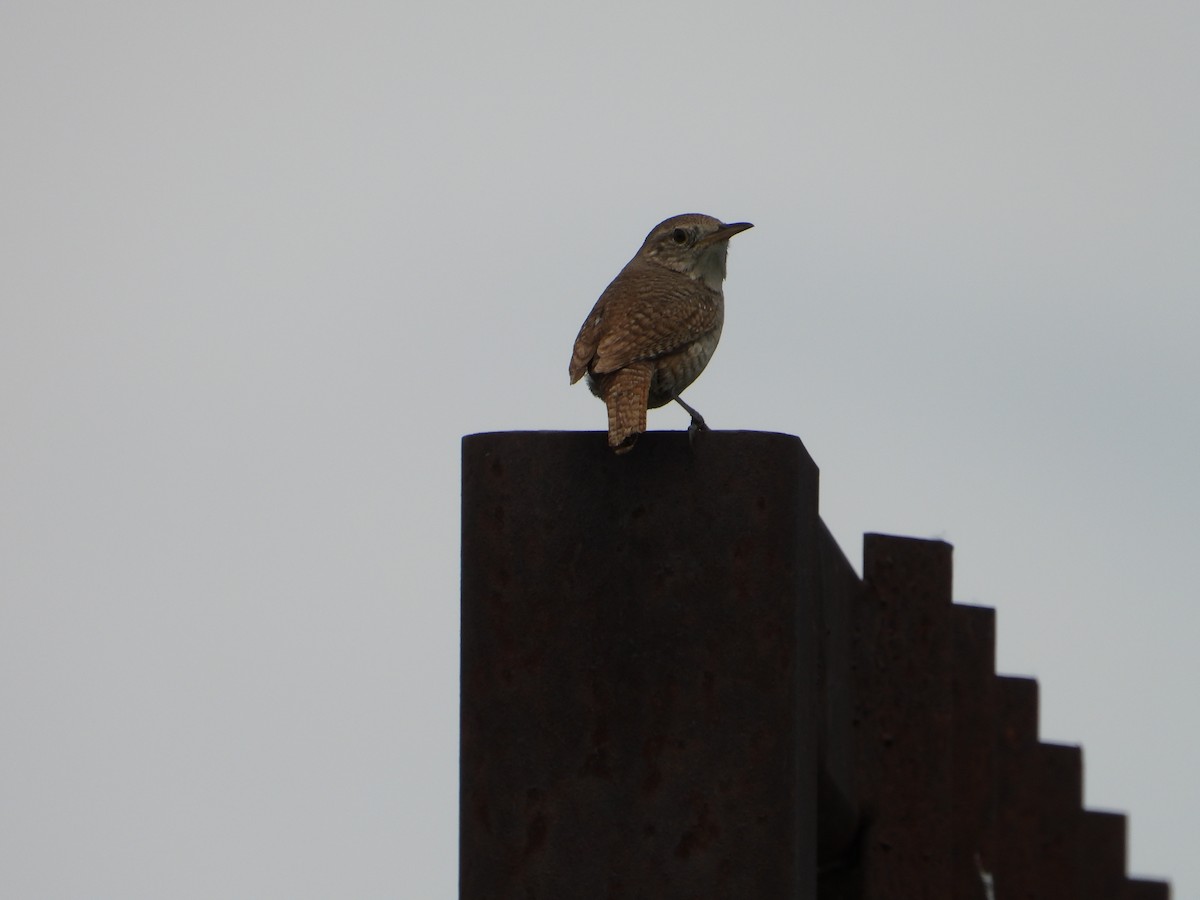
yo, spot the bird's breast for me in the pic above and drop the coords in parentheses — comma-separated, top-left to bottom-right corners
(646, 319, 724, 408)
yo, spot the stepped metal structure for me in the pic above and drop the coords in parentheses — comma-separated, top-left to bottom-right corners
(460, 431, 1170, 899)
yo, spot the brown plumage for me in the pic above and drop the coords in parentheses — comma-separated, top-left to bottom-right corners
(570, 213, 753, 453)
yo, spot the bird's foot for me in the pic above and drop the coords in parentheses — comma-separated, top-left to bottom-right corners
(672, 395, 709, 447)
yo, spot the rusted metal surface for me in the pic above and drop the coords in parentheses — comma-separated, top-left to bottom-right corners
(852, 534, 956, 899)
(460, 430, 821, 899)
(950, 604, 998, 897)
(1125, 878, 1172, 899)
(1035, 742, 1085, 893)
(836, 540, 1169, 899)
(813, 521, 863, 873)
(994, 676, 1044, 898)
(460, 431, 1172, 898)
(1078, 810, 1127, 897)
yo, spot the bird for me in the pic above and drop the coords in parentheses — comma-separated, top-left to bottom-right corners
(569, 213, 753, 454)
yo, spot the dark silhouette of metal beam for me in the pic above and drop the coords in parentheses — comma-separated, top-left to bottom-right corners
(461, 431, 822, 898)
(459, 431, 1172, 899)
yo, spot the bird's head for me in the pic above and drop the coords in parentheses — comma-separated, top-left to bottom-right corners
(637, 214, 753, 290)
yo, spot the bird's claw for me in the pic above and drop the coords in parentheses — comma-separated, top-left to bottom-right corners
(672, 395, 709, 447)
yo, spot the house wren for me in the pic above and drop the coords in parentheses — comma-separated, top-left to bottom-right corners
(569, 213, 753, 453)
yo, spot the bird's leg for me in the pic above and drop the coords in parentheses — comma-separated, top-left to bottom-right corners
(672, 395, 708, 444)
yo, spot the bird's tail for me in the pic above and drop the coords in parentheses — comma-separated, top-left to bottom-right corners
(601, 363, 652, 454)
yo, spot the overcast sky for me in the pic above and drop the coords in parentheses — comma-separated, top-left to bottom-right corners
(2, 2, 1196, 897)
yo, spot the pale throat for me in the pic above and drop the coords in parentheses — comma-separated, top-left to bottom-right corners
(688, 246, 729, 291)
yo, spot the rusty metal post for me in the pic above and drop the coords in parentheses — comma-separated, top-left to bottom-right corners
(1035, 741, 1085, 893)
(1125, 879, 1172, 899)
(850, 533, 956, 898)
(994, 675, 1043, 896)
(950, 604, 998, 896)
(813, 521, 863, 873)
(1078, 810, 1128, 897)
(460, 431, 821, 899)
(992, 688, 1171, 898)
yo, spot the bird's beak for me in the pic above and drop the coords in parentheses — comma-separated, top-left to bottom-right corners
(698, 221, 754, 247)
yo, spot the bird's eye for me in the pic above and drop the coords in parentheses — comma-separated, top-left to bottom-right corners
(671, 228, 688, 245)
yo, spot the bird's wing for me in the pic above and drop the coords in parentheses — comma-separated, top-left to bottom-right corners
(590, 278, 721, 375)
(569, 302, 603, 384)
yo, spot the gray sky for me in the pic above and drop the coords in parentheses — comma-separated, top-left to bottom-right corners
(2, 2, 1196, 896)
